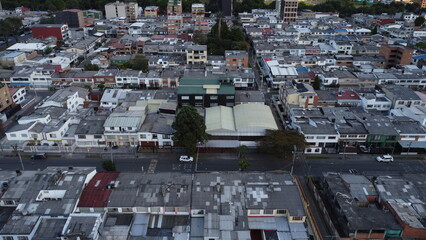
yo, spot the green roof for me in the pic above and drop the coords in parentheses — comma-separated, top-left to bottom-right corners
(179, 77, 234, 86)
(177, 85, 235, 95)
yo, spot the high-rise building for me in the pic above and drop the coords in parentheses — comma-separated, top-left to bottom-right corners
(416, 0, 426, 8)
(191, 3, 205, 20)
(167, 0, 182, 16)
(55, 9, 84, 28)
(379, 44, 414, 68)
(276, 0, 298, 23)
(218, 0, 232, 16)
(105, 1, 138, 22)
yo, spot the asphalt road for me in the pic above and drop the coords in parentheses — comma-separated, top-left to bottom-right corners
(1, 152, 425, 177)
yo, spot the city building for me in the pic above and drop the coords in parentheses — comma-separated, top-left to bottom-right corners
(167, 15, 183, 34)
(0, 82, 13, 114)
(54, 9, 84, 28)
(379, 44, 414, 68)
(186, 45, 207, 65)
(225, 50, 249, 69)
(167, 0, 182, 16)
(31, 24, 70, 41)
(105, 1, 138, 22)
(144, 6, 159, 18)
(0, 52, 26, 67)
(191, 3, 205, 20)
(276, 0, 298, 23)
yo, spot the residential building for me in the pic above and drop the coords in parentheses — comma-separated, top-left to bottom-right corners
(54, 9, 84, 28)
(167, 0, 182, 16)
(167, 15, 183, 34)
(38, 87, 88, 113)
(276, 0, 298, 23)
(0, 52, 26, 67)
(144, 6, 159, 18)
(362, 115, 399, 151)
(103, 109, 145, 147)
(225, 50, 249, 69)
(320, 174, 403, 239)
(105, 1, 138, 22)
(186, 45, 207, 65)
(100, 89, 129, 109)
(8, 87, 26, 105)
(75, 116, 107, 148)
(204, 104, 278, 148)
(0, 82, 12, 113)
(83, 9, 103, 25)
(279, 82, 318, 114)
(379, 44, 414, 68)
(31, 24, 70, 41)
(380, 85, 422, 109)
(191, 3, 205, 20)
(296, 118, 339, 154)
(336, 90, 361, 107)
(177, 77, 235, 108)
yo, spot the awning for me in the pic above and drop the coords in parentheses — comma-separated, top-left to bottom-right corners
(9, 82, 30, 86)
(398, 141, 426, 149)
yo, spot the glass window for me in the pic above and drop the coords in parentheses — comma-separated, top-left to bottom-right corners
(195, 96, 203, 100)
(78, 135, 86, 139)
(181, 96, 189, 100)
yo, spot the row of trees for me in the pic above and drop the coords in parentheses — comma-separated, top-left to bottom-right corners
(0, 17, 23, 45)
(299, 1, 424, 18)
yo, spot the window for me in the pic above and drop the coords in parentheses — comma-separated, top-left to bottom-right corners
(10, 134, 16, 137)
(94, 135, 102, 139)
(18, 237, 29, 240)
(31, 134, 38, 138)
(163, 135, 171, 139)
(317, 136, 326, 139)
(210, 96, 218, 100)
(181, 96, 189, 100)
(328, 136, 336, 139)
(276, 209, 287, 214)
(3, 237, 13, 240)
(127, 127, 132, 130)
(358, 135, 366, 138)
(373, 135, 380, 140)
(226, 96, 234, 100)
(152, 134, 157, 139)
(21, 134, 27, 138)
(398, 101, 404, 105)
(249, 209, 261, 215)
(195, 96, 203, 100)
(340, 135, 347, 138)
(292, 216, 303, 221)
(110, 127, 115, 130)
(315, 149, 320, 152)
(78, 135, 86, 139)
(306, 149, 312, 152)
(49, 134, 57, 138)
(306, 136, 314, 139)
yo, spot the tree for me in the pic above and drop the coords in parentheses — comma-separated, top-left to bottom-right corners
(416, 42, 426, 49)
(0, 17, 23, 44)
(238, 145, 249, 160)
(238, 160, 251, 171)
(131, 55, 148, 71)
(84, 63, 100, 71)
(313, 76, 321, 90)
(415, 16, 425, 27)
(44, 47, 53, 55)
(102, 160, 116, 171)
(371, 26, 378, 35)
(172, 106, 210, 156)
(97, 84, 105, 91)
(258, 130, 307, 159)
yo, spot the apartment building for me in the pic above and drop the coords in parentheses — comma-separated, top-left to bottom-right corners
(144, 6, 159, 18)
(105, 1, 138, 22)
(167, 15, 183, 34)
(276, 0, 298, 23)
(0, 83, 12, 114)
(191, 3, 205, 20)
(225, 50, 249, 69)
(167, 0, 182, 16)
(379, 44, 414, 68)
(186, 45, 207, 65)
(54, 9, 84, 28)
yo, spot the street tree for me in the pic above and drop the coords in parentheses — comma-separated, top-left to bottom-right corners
(131, 55, 148, 72)
(258, 130, 307, 159)
(0, 17, 23, 45)
(102, 160, 116, 171)
(172, 106, 209, 156)
(238, 145, 249, 160)
(415, 16, 425, 26)
(238, 160, 251, 171)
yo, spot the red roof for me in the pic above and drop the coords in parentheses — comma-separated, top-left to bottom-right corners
(378, 19, 396, 26)
(66, 9, 81, 12)
(336, 91, 361, 100)
(78, 172, 119, 207)
(308, 71, 316, 79)
(8, 88, 19, 96)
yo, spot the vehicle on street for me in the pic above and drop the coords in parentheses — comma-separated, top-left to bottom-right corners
(30, 153, 47, 160)
(376, 154, 394, 162)
(358, 145, 370, 153)
(14, 115, 22, 121)
(179, 155, 193, 162)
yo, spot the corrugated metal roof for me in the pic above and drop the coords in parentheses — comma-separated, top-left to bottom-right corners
(234, 104, 278, 133)
(205, 106, 236, 132)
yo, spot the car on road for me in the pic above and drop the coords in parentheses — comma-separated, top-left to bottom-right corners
(30, 153, 47, 160)
(14, 115, 22, 121)
(179, 155, 193, 162)
(376, 154, 394, 163)
(358, 145, 370, 153)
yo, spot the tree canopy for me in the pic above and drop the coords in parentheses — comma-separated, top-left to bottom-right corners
(172, 106, 210, 156)
(415, 16, 425, 27)
(258, 130, 307, 159)
(0, 17, 23, 44)
(206, 18, 249, 55)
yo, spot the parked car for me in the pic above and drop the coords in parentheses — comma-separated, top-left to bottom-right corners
(376, 154, 394, 163)
(358, 145, 370, 153)
(30, 153, 47, 160)
(14, 115, 22, 121)
(179, 155, 193, 162)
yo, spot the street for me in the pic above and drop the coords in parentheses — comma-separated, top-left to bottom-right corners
(1, 152, 425, 177)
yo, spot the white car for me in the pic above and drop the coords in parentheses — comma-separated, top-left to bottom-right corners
(376, 154, 394, 162)
(179, 155, 193, 162)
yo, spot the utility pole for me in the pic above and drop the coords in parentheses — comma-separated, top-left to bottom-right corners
(405, 142, 412, 161)
(12, 145, 24, 170)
